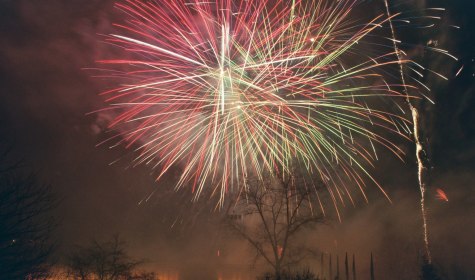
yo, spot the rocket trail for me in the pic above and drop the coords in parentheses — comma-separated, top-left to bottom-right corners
(383, 0, 432, 263)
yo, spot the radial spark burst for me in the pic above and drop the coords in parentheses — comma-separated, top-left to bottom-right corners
(96, 0, 415, 207)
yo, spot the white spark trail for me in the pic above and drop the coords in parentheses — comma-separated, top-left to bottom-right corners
(383, 0, 432, 263)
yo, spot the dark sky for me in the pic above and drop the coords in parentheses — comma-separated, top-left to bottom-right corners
(0, 0, 474, 279)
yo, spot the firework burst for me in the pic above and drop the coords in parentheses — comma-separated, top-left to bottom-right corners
(95, 0, 417, 210)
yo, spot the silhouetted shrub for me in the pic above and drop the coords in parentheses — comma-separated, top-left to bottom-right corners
(258, 268, 319, 280)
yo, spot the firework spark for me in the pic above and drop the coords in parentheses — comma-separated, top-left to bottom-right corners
(435, 188, 449, 202)
(96, 0, 419, 211)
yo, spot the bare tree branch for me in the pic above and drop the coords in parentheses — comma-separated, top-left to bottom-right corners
(66, 235, 154, 280)
(0, 152, 58, 279)
(224, 170, 326, 278)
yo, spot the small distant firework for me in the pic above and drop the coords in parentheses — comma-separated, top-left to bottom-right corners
(435, 188, 449, 202)
(95, 0, 433, 210)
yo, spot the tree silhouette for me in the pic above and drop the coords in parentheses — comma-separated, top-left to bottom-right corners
(66, 235, 155, 280)
(420, 258, 441, 280)
(0, 151, 58, 279)
(226, 170, 325, 278)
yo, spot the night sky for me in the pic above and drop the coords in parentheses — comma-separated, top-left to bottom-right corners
(0, 0, 474, 279)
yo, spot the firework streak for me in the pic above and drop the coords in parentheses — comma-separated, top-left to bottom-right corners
(96, 0, 420, 211)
